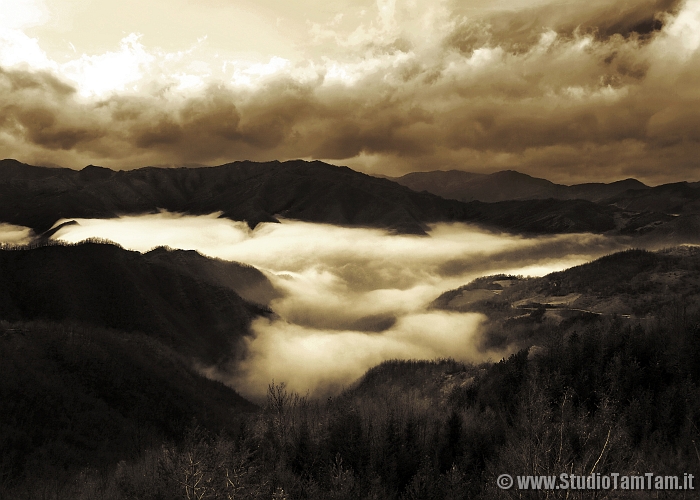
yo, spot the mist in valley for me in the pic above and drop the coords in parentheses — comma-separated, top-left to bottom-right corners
(42, 212, 630, 398)
(0, 223, 35, 246)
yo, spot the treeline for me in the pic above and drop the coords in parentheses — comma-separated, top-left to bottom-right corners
(0, 236, 124, 251)
(3, 311, 700, 499)
(0, 320, 255, 498)
(0, 243, 268, 364)
(525, 248, 700, 313)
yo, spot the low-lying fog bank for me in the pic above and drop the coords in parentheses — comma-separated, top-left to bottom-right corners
(0, 223, 35, 246)
(38, 213, 628, 398)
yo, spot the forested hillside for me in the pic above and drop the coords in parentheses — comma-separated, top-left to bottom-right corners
(2, 245, 700, 499)
(0, 241, 272, 364)
(0, 320, 256, 497)
(434, 247, 700, 319)
(3, 308, 698, 498)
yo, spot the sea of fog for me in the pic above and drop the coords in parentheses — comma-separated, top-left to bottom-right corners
(2, 214, 629, 398)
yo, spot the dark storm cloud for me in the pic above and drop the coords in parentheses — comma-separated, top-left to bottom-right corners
(0, 67, 74, 95)
(559, 0, 682, 39)
(17, 108, 101, 150)
(446, 0, 683, 55)
(128, 92, 241, 149)
(0, 67, 105, 151)
(310, 100, 435, 159)
(442, 102, 649, 152)
(2, 0, 699, 183)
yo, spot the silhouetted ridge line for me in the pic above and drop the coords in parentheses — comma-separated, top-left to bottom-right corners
(0, 236, 124, 251)
(0, 159, 624, 235)
(0, 241, 276, 364)
(390, 168, 651, 203)
(4, 159, 700, 239)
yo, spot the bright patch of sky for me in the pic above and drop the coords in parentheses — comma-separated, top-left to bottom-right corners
(0, 0, 506, 98)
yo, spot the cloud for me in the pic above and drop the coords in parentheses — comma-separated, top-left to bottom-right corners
(233, 312, 489, 397)
(51, 214, 629, 397)
(0, 222, 35, 246)
(61, 34, 155, 98)
(0, 66, 106, 153)
(446, 0, 683, 55)
(1, 0, 699, 182)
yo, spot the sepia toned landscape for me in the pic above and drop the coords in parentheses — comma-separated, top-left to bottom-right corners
(2, 0, 700, 498)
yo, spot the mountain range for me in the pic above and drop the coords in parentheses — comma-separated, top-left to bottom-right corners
(3, 158, 700, 242)
(390, 169, 700, 240)
(389, 169, 652, 203)
(3, 159, 700, 497)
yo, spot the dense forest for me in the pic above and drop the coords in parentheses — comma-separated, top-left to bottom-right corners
(433, 248, 700, 356)
(2, 301, 699, 499)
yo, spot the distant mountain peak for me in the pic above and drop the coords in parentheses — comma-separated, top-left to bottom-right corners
(79, 164, 113, 181)
(393, 168, 649, 203)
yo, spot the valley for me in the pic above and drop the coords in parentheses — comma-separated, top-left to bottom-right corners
(3, 0, 700, 496)
(1, 160, 699, 499)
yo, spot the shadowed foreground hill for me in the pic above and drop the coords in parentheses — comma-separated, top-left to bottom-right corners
(24, 313, 697, 500)
(2, 246, 700, 498)
(0, 242, 264, 493)
(0, 158, 621, 235)
(0, 241, 273, 364)
(0, 320, 257, 493)
(142, 246, 282, 306)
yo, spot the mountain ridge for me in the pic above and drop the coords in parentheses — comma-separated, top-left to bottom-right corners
(389, 168, 651, 203)
(0, 158, 624, 236)
(3, 159, 700, 243)
(432, 247, 700, 320)
(0, 241, 274, 364)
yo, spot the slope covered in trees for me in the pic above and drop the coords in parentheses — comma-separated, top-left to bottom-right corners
(434, 247, 700, 320)
(2, 244, 699, 498)
(0, 241, 273, 363)
(0, 159, 623, 236)
(0, 320, 256, 496)
(4, 311, 698, 499)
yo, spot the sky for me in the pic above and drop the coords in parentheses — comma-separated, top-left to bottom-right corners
(1, 0, 699, 183)
(47, 214, 625, 397)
